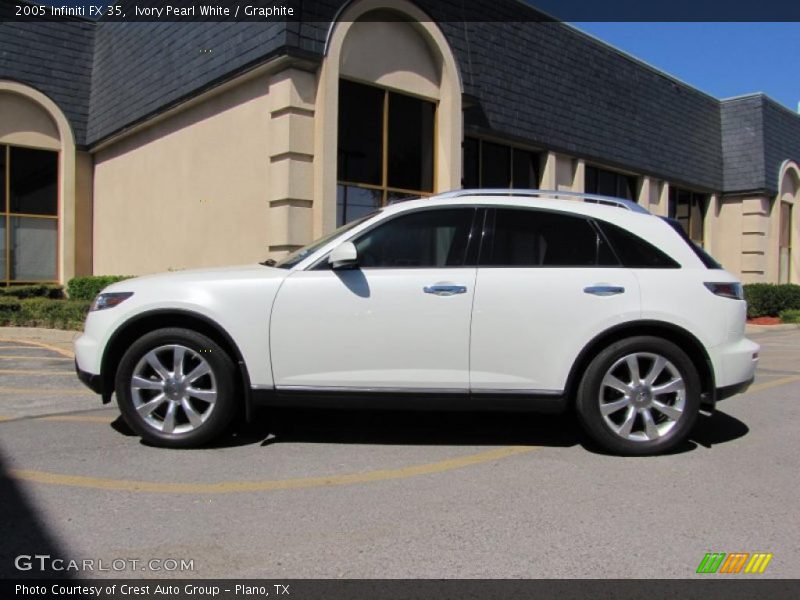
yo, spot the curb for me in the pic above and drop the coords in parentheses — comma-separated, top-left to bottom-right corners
(746, 323, 800, 334)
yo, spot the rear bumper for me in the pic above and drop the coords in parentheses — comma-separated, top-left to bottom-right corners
(716, 376, 754, 402)
(710, 337, 760, 389)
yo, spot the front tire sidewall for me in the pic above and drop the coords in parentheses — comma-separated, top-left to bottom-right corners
(576, 336, 701, 456)
(115, 328, 237, 448)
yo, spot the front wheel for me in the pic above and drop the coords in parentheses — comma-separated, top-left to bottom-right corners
(115, 328, 237, 448)
(576, 336, 701, 456)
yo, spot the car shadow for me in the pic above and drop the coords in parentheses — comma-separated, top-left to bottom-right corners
(0, 451, 74, 579)
(202, 405, 749, 456)
(578, 409, 750, 456)
(212, 407, 582, 449)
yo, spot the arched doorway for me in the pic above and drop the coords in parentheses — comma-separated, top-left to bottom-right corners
(0, 81, 78, 284)
(316, 0, 463, 234)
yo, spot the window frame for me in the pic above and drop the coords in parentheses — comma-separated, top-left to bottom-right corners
(668, 185, 709, 247)
(462, 136, 542, 190)
(1, 143, 60, 285)
(584, 164, 639, 201)
(779, 201, 793, 284)
(337, 78, 438, 226)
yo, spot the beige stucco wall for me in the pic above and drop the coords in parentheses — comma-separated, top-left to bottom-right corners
(92, 74, 272, 275)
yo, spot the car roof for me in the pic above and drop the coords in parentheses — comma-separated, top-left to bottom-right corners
(380, 190, 655, 224)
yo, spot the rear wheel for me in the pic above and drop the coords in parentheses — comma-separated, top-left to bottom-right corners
(576, 336, 701, 456)
(115, 328, 237, 448)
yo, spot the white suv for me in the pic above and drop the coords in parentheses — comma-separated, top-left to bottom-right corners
(75, 190, 759, 455)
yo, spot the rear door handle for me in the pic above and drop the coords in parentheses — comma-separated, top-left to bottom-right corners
(584, 285, 625, 296)
(424, 284, 467, 296)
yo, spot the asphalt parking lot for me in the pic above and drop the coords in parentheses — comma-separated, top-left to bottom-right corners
(0, 327, 799, 579)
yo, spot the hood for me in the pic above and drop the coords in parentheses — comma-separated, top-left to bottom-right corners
(102, 264, 290, 292)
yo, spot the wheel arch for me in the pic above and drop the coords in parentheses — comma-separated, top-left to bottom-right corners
(564, 320, 716, 408)
(100, 310, 254, 420)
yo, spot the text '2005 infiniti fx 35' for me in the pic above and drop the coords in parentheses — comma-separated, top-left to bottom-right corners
(75, 189, 759, 455)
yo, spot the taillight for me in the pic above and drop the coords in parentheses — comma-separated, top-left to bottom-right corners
(704, 282, 743, 300)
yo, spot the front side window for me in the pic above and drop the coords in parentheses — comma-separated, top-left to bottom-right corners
(585, 165, 638, 201)
(668, 186, 708, 246)
(337, 80, 435, 226)
(353, 209, 476, 269)
(1, 145, 59, 284)
(482, 209, 615, 267)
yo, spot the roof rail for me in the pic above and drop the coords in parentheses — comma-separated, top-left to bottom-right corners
(432, 188, 650, 214)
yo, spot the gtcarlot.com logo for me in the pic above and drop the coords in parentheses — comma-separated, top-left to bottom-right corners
(696, 552, 773, 574)
(14, 554, 194, 573)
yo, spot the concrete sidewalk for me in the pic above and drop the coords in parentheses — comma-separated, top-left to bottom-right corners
(0, 326, 78, 356)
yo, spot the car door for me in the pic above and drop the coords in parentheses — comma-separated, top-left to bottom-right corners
(270, 207, 479, 390)
(469, 207, 641, 394)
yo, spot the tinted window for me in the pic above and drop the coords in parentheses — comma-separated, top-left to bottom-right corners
(387, 92, 434, 191)
(354, 209, 475, 268)
(598, 221, 681, 269)
(338, 80, 383, 186)
(483, 209, 616, 267)
(661, 217, 721, 269)
(9, 147, 58, 216)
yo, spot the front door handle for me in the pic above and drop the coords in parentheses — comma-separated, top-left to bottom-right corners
(584, 285, 625, 296)
(424, 284, 467, 296)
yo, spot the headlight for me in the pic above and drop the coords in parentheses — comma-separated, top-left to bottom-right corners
(90, 292, 134, 311)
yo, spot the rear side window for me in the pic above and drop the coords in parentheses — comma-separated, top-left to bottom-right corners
(661, 217, 722, 269)
(597, 221, 681, 269)
(482, 209, 617, 267)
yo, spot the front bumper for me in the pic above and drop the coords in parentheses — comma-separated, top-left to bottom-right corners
(75, 360, 105, 396)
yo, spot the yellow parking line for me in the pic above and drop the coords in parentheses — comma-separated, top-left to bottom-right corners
(0, 415, 13, 422)
(0, 387, 93, 395)
(745, 375, 800, 395)
(39, 415, 115, 424)
(10, 445, 537, 494)
(0, 338, 74, 359)
(0, 355, 73, 361)
(0, 369, 75, 375)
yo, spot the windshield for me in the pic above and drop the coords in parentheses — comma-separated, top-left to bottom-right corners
(274, 212, 379, 269)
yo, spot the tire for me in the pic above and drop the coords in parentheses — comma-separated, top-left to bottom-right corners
(575, 336, 701, 456)
(115, 327, 237, 448)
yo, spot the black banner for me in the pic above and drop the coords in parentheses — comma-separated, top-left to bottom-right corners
(3, 580, 800, 600)
(3, 0, 800, 23)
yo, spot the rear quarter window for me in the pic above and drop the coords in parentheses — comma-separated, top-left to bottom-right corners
(596, 220, 681, 269)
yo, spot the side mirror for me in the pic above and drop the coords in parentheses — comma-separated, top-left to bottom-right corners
(328, 241, 358, 270)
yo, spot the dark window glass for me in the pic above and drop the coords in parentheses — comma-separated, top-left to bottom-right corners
(661, 217, 720, 269)
(338, 80, 383, 186)
(512, 149, 540, 189)
(598, 220, 681, 269)
(0, 145, 6, 209)
(462, 137, 479, 188)
(463, 137, 540, 190)
(387, 92, 434, 192)
(337, 185, 382, 227)
(585, 166, 637, 201)
(481, 142, 511, 188)
(483, 209, 612, 267)
(9, 147, 58, 215)
(354, 209, 475, 268)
